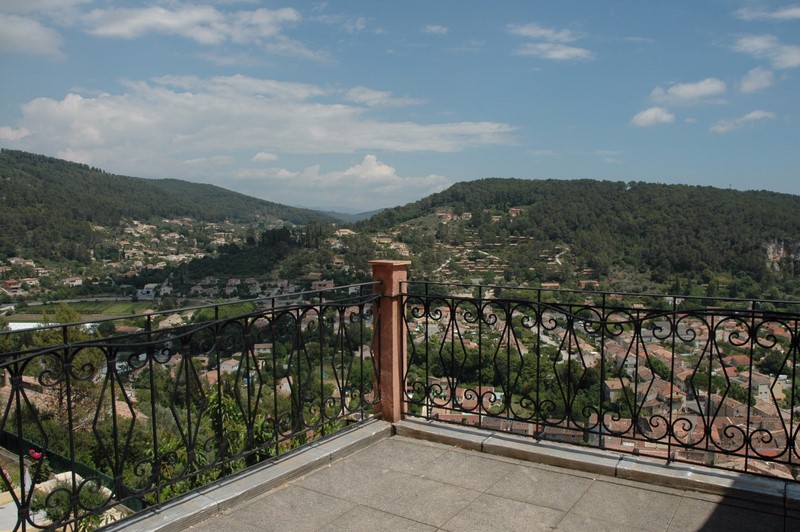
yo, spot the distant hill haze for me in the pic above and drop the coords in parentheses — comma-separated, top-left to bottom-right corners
(0, 149, 336, 262)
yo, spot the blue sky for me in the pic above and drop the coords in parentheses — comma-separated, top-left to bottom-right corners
(1, 1, 799, 212)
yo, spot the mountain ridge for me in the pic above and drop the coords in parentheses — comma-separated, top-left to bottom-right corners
(4, 150, 800, 300)
(0, 149, 336, 262)
(357, 178, 800, 292)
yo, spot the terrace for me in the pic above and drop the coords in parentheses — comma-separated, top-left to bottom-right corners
(1, 261, 799, 530)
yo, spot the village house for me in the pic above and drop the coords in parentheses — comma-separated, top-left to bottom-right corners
(137, 283, 159, 300)
(219, 359, 240, 375)
(1, 280, 22, 296)
(603, 379, 629, 402)
(276, 376, 293, 397)
(311, 279, 335, 291)
(734, 371, 784, 402)
(7, 257, 35, 267)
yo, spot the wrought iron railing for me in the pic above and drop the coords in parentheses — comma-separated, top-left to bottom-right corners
(402, 281, 800, 480)
(4, 270, 800, 530)
(0, 284, 379, 530)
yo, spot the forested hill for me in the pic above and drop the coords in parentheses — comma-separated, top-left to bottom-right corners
(0, 149, 334, 224)
(0, 149, 334, 260)
(358, 178, 800, 285)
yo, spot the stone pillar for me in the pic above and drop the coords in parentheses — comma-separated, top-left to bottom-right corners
(370, 260, 411, 423)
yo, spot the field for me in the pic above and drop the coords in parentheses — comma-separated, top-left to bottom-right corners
(13, 300, 156, 321)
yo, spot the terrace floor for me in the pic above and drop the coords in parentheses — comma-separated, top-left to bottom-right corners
(111, 420, 800, 532)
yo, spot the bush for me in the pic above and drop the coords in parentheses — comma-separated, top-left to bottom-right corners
(30, 478, 111, 529)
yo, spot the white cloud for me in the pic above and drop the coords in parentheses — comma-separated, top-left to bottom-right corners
(739, 66, 774, 92)
(735, 5, 800, 21)
(84, 5, 225, 42)
(150, 74, 326, 101)
(710, 110, 776, 133)
(0, 14, 64, 58)
(263, 34, 330, 61)
(314, 13, 369, 34)
(649, 78, 726, 105)
(344, 86, 424, 107)
(1, 0, 90, 14)
(182, 155, 235, 166)
(0, 126, 30, 140)
(734, 35, 800, 69)
(56, 148, 92, 165)
(233, 155, 452, 211)
(2, 74, 514, 184)
(508, 23, 578, 43)
(79, 5, 321, 59)
(594, 150, 623, 164)
(514, 42, 593, 61)
(252, 152, 278, 162)
(344, 16, 366, 33)
(508, 21, 593, 61)
(423, 24, 448, 35)
(630, 107, 676, 127)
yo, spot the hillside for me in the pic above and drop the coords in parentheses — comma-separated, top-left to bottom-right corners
(359, 179, 800, 294)
(174, 177, 800, 301)
(4, 150, 800, 301)
(0, 149, 335, 262)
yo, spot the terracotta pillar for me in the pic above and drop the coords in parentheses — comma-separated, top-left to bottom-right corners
(370, 260, 411, 423)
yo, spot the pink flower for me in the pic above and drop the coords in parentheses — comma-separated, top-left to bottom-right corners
(28, 449, 43, 461)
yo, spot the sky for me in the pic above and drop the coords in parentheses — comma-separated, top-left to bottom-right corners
(1, 1, 799, 213)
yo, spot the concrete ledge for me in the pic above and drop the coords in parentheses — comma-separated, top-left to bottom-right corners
(395, 419, 621, 478)
(394, 419, 794, 514)
(484, 432, 622, 478)
(394, 417, 487, 451)
(106, 419, 391, 532)
(784, 481, 800, 522)
(616, 455, 785, 510)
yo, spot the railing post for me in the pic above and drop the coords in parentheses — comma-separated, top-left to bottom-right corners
(370, 260, 411, 423)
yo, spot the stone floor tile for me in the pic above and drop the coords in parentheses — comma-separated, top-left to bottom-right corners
(360, 472, 481, 527)
(666, 496, 786, 531)
(440, 493, 564, 532)
(554, 512, 652, 532)
(319, 505, 436, 532)
(218, 484, 355, 531)
(568, 480, 682, 532)
(486, 463, 593, 511)
(415, 449, 515, 492)
(297, 460, 480, 528)
(188, 513, 264, 531)
(341, 436, 448, 474)
(182, 429, 794, 532)
(293, 458, 400, 502)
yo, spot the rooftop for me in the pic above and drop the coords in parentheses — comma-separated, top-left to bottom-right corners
(114, 420, 799, 532)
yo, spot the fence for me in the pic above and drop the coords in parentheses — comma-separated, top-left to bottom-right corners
(0, 283, 380, 530)
(3, 259, 800, 530)
(401, 281, 800, 480)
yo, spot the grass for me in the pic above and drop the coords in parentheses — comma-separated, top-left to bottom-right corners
(16, 301, 155, 320)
